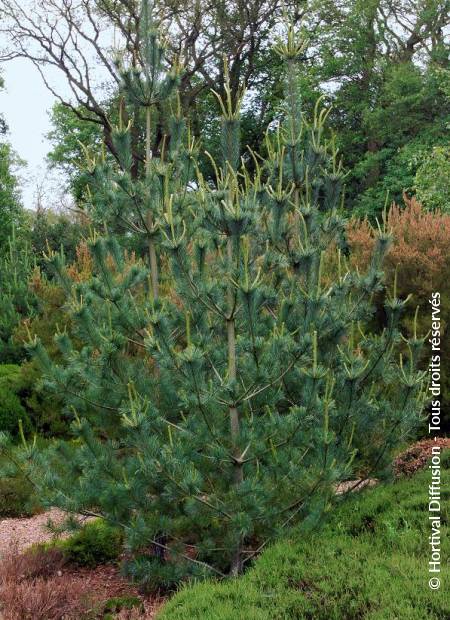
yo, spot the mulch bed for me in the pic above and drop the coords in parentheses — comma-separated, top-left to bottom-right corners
(0, 548, 164, 620)
(393, 437, 450, 477)
(0, 509, 92, 555)
(60, 563, 164, 618)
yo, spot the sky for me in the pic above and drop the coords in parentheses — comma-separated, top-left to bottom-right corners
(0, 56, 71, 211)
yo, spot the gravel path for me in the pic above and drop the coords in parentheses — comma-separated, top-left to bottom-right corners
(0, 508, 91, 556)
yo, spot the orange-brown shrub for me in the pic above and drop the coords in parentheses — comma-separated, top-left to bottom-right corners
(0, 546, 92, 620)
(347, 195, 450, 430)
(66, 240, 94, 282)
(347, 194, 450, 302)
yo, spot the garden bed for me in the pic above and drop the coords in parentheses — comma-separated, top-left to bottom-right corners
(1, 442, 448, 619)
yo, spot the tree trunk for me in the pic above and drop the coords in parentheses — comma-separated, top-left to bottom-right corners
(227, 236, 243, 575)
(146, 106, 159, 300)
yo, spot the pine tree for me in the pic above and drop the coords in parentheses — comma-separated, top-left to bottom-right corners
(23, 7, 426, 585)
(77, 0, 190, 296)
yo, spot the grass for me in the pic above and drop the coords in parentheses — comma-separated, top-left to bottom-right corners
(158, 450, 450, 620)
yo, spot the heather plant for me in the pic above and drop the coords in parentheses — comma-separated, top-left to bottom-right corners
(7, 4, 427, 585)
(0, 545, 92, 620)
(347, 194, 450, 296)
(347, 195, 450, 430)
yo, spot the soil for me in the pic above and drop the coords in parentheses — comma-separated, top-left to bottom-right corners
(55, 563, 165, 619)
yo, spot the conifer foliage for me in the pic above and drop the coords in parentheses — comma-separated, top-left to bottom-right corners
(25, 2, 426, 583)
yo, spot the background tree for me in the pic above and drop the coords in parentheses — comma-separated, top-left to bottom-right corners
(0, 0, 299, 177)
(29, 206, 89, 273)
(300, 0, 450, 215)
(414, 144, 450, 212)
(0, 73, 8, 134)
(46, 103, 105, 204)
(0, 76, 36, 362)
(0, 142, 24, 257)
(0, 230, 37, 363)
(0, 73, 26, 263)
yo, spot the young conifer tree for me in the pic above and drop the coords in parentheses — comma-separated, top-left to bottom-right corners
(22, 5, 426, 584)
(78, 0, 192, 295)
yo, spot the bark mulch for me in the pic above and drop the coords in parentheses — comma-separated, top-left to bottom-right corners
(393, 437, 450, 477)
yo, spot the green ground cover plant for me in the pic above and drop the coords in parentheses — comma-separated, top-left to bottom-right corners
(158, 451, 450, 619)
(102, 595, 143, 618)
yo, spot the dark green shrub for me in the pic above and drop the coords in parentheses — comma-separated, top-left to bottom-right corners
(0, 362, 66, 438)
(60, 520, 123, 567)
(0, 475, 39, 518)
(0, 363, 34, 437)
(14, 361, 68, 437)
(0, 386, 31, 436)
